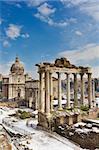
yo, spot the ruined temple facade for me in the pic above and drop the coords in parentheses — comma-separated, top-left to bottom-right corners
(25, 80, 39, 109)
(36, 58, 95, 128)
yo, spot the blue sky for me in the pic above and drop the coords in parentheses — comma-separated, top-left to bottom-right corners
(0, 0, 99, 78)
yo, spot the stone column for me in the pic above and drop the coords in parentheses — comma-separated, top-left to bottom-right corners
(74, 73, 78, 107)
(39, 72, 44, 112)
(80, 73, 85, 105)
(66, 73, 70, 108)
(57, 72, 62, 110)
(49, 72, 54, 111)
(88, 73, 92, 108)
(92, 79, 95, 107)
(35, 89, 38, 110)
(45, 71, 50, 115)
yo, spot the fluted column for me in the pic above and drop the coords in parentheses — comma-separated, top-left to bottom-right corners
(39, 72, 45, 112)
(80, 73, 85, 105)
(49, 72, 54, 111)
(66, 73, 70, 108)
(88, 73, 92, 108)
(45, 71, 50, 115)
(74, 73, 78, 107)
(57, 72, 62, 110)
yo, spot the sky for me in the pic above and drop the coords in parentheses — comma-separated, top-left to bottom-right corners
(0, 0, 99, 78)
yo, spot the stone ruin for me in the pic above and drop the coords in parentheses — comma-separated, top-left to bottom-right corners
(36, 57, 95, 129)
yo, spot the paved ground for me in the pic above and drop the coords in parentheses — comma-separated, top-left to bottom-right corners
(0, 107, 82, 150)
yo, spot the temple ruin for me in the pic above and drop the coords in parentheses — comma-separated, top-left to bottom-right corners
(36, 58, 95, 129)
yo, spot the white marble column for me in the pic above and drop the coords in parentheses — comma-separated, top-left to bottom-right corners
(88, 73, 92, 108)
(80, 73, 85, 105)
(66, 73, 70, 108)
(57, 72, 62, 110)
(49, 72, 54, 111)
(39, 72, 45, 112)
(74, 73, 78, 107)
(45, 71, 50, 115)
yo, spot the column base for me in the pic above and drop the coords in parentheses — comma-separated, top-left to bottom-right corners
(45, 112, 51, 117)
(66, 106, 71, 110)
(58, 107, 63, 111)
(38, 112, 52, 129)
(51, 109, 54, 112)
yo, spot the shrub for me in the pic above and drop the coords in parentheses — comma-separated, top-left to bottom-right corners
(20, 111, 31, 119)
(16, 110, 31, 119)
(80, 105, 89, 111)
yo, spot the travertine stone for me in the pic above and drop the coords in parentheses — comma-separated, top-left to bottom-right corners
(49, 72, 54, 111)
(92, 79, 95, 107)
(80, 73, 85, 105)
(45, 71, 50, 115)
(88, 73, 92, 108)
(39, 72, 45, 112)
(57, 72, 62, 110)
(74, 73, 78, 107)
(66, 73, 70, 108)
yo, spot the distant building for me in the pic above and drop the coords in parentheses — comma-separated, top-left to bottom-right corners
(2, 57, 31, 100)
(25, 80, 39, 109)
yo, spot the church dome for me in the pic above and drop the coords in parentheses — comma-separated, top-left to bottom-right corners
(10, 57, 24, 75)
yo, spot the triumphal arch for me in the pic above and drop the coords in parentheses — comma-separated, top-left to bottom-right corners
(36, 58, 94, 128)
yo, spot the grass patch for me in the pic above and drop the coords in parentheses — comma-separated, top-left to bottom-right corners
(16, 110, 31, 119)
(80, 105, 89, 111)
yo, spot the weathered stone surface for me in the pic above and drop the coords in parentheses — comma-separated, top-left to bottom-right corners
(55, 58, 76, 68)
(0, 133, 12, 150)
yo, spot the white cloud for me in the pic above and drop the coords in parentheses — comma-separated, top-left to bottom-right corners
(21, 33, 30, 38)
(16, 3, 21, 8)
(34, 13, 68, 27)
(75, 30, 83, 36)
(26, 0, 46, 7)
(0, 63, 10, 75)
(34, 2, 77, 27)
(37, 3, 56, 16)
(80, 2, 99, 21)
(58, 44, 99, 77)
(59, 44, 99, 63)
(6, 24, 22, 40)
(34, 12, 76, 27)
(3, 40, 10, 48)
(61, 0, 88, 5)
(61, 0, 99, 21)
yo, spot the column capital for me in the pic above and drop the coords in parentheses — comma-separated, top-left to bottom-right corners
(73, 73, 77, 76)
(49, 72, 53, 76)
(87, 73, 92, 76)
(56, 72, 61, 75)
(65, 72, 70, 75)
(80, 73, 84, 76)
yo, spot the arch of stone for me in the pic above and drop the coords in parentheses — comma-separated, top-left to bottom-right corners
(36, 58, 94, 123)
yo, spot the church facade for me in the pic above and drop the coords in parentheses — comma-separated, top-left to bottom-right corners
(2, 57, 30, 100)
